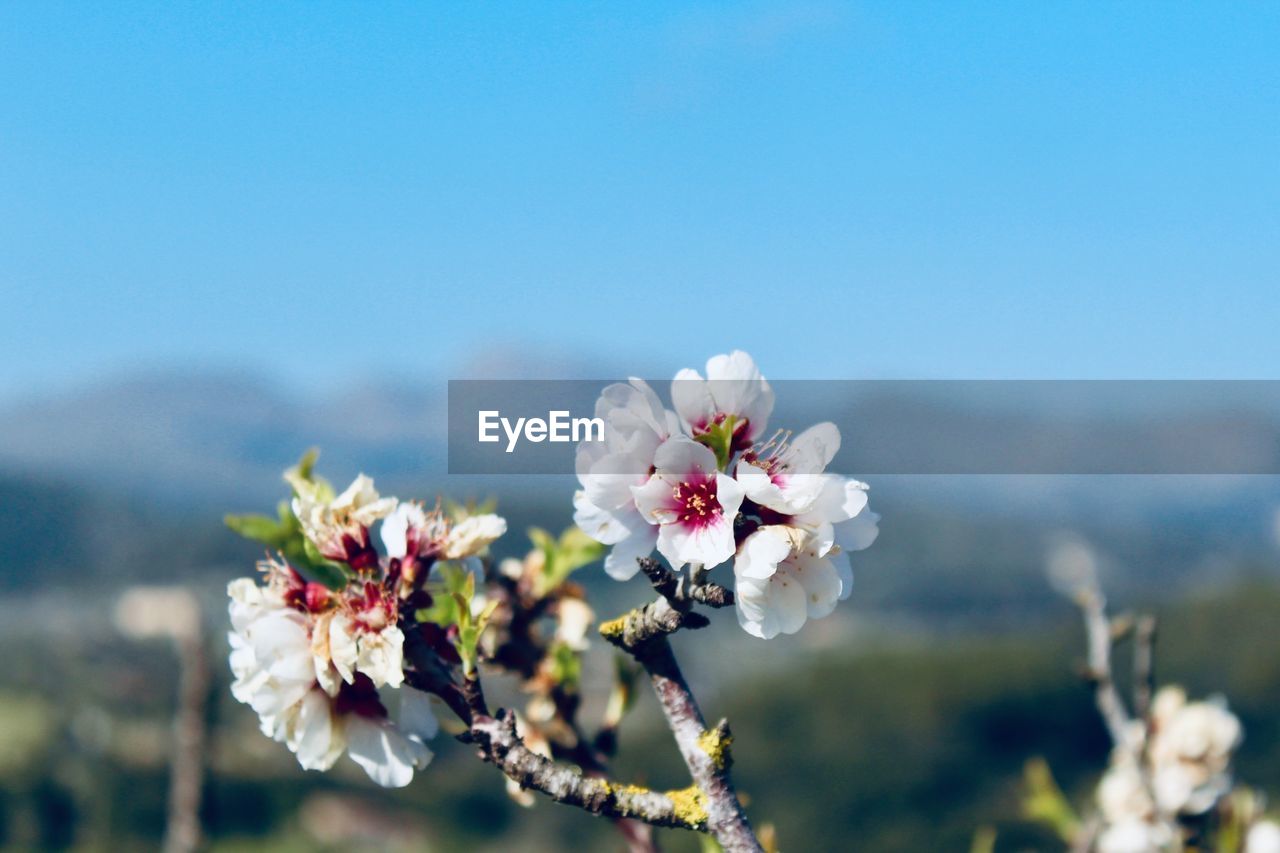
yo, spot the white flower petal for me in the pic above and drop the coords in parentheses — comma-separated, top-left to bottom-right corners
(602, 520, 659, 581)
(443, 514, 507, 559)
(735, 526, 795, 581)
(346, 716, 433, 789)
(289, 690, 345, 771)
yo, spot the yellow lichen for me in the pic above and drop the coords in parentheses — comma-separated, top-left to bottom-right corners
(697, 726, 733, 770)
(597, 615, 627, 639)
(614, 782, 650, 799)
(665, 784, 708, 827)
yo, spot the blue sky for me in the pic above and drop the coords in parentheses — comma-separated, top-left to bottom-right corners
(2, 2, 1278, 400)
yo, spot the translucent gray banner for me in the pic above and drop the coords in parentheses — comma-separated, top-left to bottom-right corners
(447, 380, 1280, 475)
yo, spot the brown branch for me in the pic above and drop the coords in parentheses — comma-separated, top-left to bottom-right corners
(598, 557, 733, 653)
(402, 637, 699, 837)
(602, 557, 763, 853)
(471, 709, 707, 831)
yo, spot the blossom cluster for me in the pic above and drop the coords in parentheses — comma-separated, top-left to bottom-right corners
(1095, 686, 1278, 853)
(573, 351, 879, 639)
(227, 469, 506, 787)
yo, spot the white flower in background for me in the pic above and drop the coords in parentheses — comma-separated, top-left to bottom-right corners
(115, 585, 201, 642)
(1097, 817, 1177, 853)
(574, 379, 679, 580)
(1148, 686, 1242, 815)
(443, 514, 508, 559)
(632, 437, 745, 570)
(553, 597, 595, 652)
(1248, 821, 1280, 853)
(1097, 754, 1156, 826)
(291, 473, 397, 563)
(672, 350, 774, 448)
(733, 525, 849, 639)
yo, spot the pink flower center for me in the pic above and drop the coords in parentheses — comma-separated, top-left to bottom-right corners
(349, 582, 397, 633)
(671, 471, 722, 530)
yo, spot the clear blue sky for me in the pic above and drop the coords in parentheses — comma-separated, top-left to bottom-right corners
(3, 2, 1278, 400)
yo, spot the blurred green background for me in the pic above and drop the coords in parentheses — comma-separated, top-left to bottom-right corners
(2, 442, 1278, 851)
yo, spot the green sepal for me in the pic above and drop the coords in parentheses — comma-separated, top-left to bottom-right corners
(694, 415, 738, 471)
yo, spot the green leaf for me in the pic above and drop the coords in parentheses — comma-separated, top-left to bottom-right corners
(532, 526, 608, 596)
(444, 496, 497, 522)
(224, 513, 287, 546)
(1021, 757, 1080, 843)
(969, 826, 997, 853)
(283, 447, 334, 502)
(225, 456, 349, 590)
(548, 641, 582, 688)
(698, 835, 724, 853)
(603, 655, 641, 729)
(416, 564, 492, 675)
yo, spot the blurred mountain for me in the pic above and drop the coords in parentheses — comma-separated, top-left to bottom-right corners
(0, 372, 448, 509)
(3, 370, 1280, 536)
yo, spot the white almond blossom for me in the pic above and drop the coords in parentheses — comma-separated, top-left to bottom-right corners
(327, 602, 405, 689)
(573, 378, 678, 580)
(227, 569, 436, 787)
(632, 437, 745, 570)
(380, 501, 507, 593)
(291, 473, 397, 563)
(672, 350, 775, 448)
(228, 577, 330, 737)
(733, 525, 850, 639)
(380, 502, 444, 561)
(731, 466, 876, 638)
(735, 422, 841, 515)
(573, 352, 879, 639)
(1088, 685, 1248, 852)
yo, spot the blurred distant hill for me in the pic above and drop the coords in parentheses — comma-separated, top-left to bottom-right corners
(1, 370, 1278, 615)
(4, 370, 1280, 506)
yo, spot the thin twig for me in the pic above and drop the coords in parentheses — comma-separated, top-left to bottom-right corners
(1077, 586, 1134, 750)
(164, 631, 208, 853)
(1132, 615, 1157, 721)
